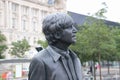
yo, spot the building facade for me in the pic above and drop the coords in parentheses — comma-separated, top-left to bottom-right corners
(0, 0, 67, 58)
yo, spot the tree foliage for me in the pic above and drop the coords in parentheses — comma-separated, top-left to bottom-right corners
(111, 27, 120, 60)
(71, 17, 116, 62)
(37, 40, 48, 48)
(10, 39, 30, 58)
(0, 31, 7, 59)
(70, 2, 117, 63)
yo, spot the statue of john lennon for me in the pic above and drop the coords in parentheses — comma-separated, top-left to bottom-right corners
(28, 12, 82, 80)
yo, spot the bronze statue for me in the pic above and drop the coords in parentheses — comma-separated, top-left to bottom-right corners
(28, 12, 82, 80)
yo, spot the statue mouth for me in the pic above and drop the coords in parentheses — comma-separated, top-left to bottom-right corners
(72, 35, 76, 40)
(72, 35, 76, 38)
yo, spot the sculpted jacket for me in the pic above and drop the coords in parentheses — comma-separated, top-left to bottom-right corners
(28, 46, 82, 80)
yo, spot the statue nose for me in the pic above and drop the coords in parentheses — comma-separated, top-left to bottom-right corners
(72, 26, 78, 32)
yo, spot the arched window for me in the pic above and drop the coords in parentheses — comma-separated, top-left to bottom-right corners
(48, 0, 55, 5)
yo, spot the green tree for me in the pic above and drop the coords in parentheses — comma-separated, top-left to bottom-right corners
(37, 40, 48, 48)
(0, 31, 7, 59)
(71, 18, 116, 80)
(10, 39, 30, 58)
(111, 27, 120, 75)
(71, 2, 117, 80)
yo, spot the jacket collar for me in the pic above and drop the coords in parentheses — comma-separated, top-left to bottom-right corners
(46, 46, 61, 62)
(46, 45, 77, 62)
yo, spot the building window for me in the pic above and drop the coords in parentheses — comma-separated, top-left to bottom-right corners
(27, 37, 30, 43)
(21, 19, 27, 30)
(0, 12, 1, 25)
(41, 10, 47, 21)
(0, 1, 2, 9)
(40, 0, 46, 3)
(33, 21, 37, 31)
(23, 36, 27, 40)
(16, 35, 20, 41)
(32, 18, 37, 31)
(33, 37, 37, 44)
(22, 6, 29, 15)
(0, 1, 4, 9)
(12, 3, 18, 12)
(48, 0, 55, 5)
(12, 17, 17, 28)
(32, 8, 38, 16)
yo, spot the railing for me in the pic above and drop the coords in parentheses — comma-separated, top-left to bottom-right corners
(0, 58, 31, 63)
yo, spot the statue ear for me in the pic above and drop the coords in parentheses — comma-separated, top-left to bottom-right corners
(54, 32, 61, 39)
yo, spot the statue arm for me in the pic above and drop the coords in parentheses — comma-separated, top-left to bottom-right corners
(28, 58, 46, 80)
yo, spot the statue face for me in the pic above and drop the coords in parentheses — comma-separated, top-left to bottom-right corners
(60, 24, 77, 44)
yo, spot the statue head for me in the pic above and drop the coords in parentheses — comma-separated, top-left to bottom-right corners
(42, 13, 77, 45)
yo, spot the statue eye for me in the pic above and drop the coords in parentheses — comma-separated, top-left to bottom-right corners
(65, 26, 72, 29)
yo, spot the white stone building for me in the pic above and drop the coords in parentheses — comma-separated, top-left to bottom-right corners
(0, 0, 67, 58)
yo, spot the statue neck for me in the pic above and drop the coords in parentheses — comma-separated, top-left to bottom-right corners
(51, 42, 70, 51)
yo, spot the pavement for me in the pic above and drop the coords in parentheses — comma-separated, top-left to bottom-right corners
(83, 67, 120, 80)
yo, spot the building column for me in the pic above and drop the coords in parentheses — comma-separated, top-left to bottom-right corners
(4, 0, 9, 28)
(18, 4, 21, 31)
(8, 1, 12, 29)
(29, 7, 32, 32)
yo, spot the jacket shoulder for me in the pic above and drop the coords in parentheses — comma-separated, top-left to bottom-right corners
(33, 49, 49, 59)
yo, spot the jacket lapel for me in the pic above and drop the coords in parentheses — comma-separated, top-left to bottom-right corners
(73, 58, 82, 80)
(61, 58, 72, 80)
(70, 50, 82, 80)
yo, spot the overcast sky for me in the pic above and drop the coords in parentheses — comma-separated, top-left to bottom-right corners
(67, 0, 120, 22)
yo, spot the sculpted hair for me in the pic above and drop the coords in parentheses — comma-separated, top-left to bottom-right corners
(42, 13, 74, 45)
